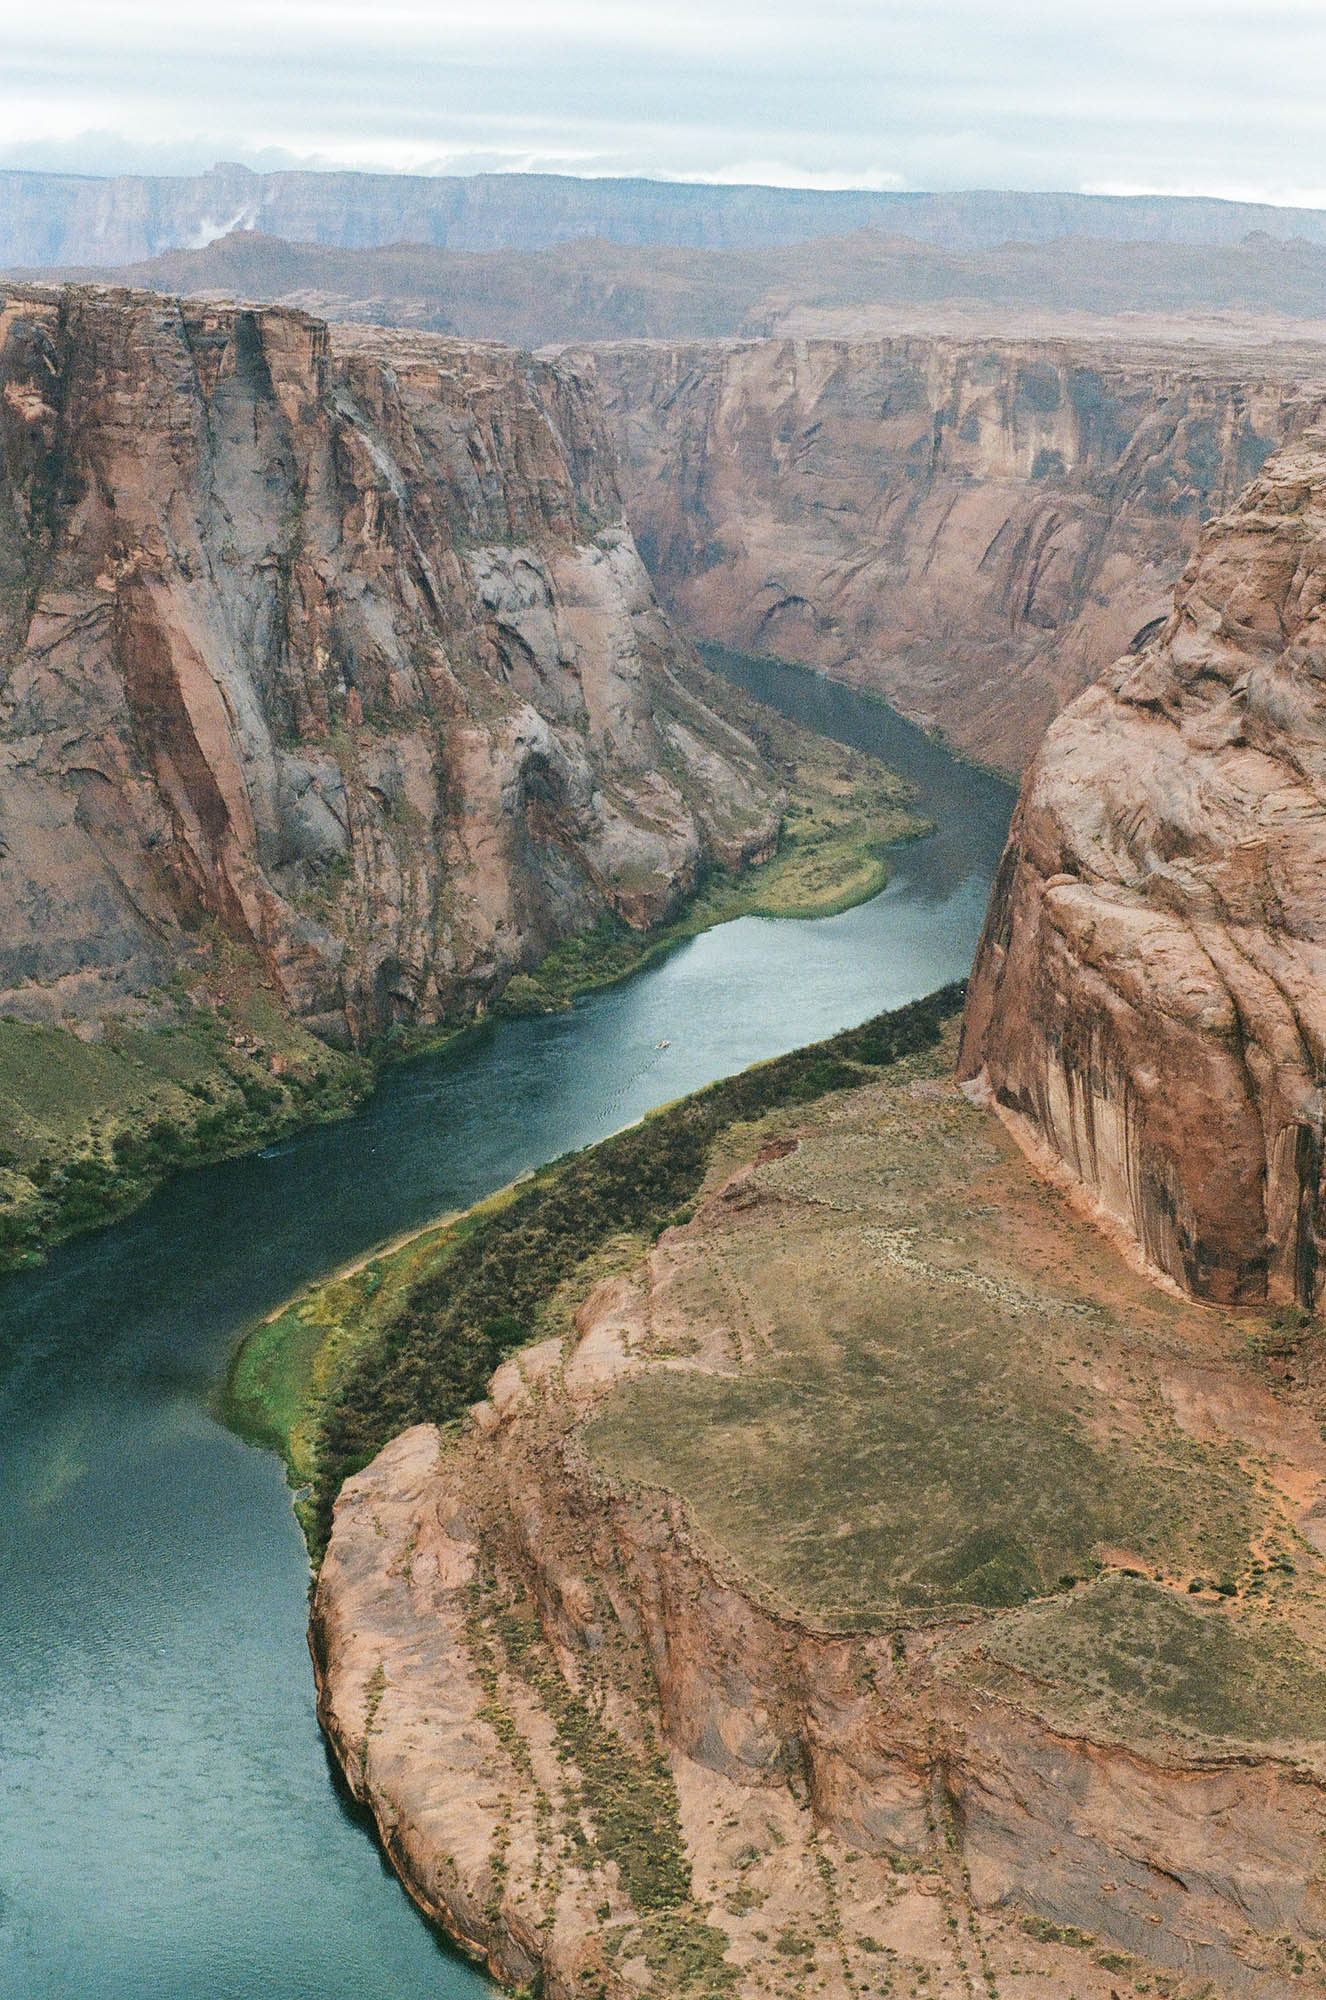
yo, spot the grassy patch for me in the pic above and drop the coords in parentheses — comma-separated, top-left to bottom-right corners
(584, 1079, 1261, 1624)
(495, 709, 926, 1018)
(967, 1575, 1326, 1751)
(0, 1001, 367, 1273)
(585, 1282, 1253, 1620)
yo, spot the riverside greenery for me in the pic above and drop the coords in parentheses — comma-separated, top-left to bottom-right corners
(306, 983, 964, 1551)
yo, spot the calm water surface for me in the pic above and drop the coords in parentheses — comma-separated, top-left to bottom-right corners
(0, 653, 1013, 1999)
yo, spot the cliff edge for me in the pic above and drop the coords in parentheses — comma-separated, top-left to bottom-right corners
(313, 1034, 1326, 1999)
(961, 427, 1326, 1306)
(0, 286, 779, 1047)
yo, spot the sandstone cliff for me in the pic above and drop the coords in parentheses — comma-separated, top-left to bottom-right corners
(961, 427, 1326, 1308)
(313, 1049, 1326, 1999)
(0, 285, 779, 1044)
(581, 336, 1326, 770)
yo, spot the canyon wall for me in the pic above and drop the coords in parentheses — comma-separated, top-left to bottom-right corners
(961, 428, 1326, 1307)
(582, 336, 1326, 771)
(0, 285, 778, 1044)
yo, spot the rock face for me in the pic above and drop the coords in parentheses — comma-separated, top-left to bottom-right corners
(0, 285, 778, 1042)
(313, 1063, 1326, 2000)
(961, 427, 1326, 1307)
(582, 336, 1326, 770)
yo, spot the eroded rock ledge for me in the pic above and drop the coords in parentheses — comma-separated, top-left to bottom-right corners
(313, 1061, 1326, 1999)
(962, 426, 1326, 1308)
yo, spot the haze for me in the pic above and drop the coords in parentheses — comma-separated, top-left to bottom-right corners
(3, 0, 1326, 204)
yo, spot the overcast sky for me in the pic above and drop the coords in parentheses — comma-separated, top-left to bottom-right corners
(3, 0, 1326, 202)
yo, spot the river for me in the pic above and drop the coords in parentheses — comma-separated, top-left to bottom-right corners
(0, 652, 1014, 2000)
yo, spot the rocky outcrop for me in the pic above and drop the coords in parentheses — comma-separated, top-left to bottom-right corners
(961, 427, 1326, 1307)
(582, 336, 1326, 770)
(313, 1068, 1326, 1999)
(0, 285, 779, 1042)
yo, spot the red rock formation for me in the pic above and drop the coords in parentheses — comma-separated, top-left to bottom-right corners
(962, 427, 1326, 1306)
(0, 286, 779, 1042)
(581, 336, 1326, 771)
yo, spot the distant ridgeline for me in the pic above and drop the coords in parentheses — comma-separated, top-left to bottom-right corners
(8, 161, 1326, 266)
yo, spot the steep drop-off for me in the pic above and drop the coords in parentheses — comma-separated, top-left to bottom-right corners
(582, 336, 1326, 770)
(961, 426, 1326, 1308)
(312, 1027, 1326, 2000)
(0, 285, 779, 1047)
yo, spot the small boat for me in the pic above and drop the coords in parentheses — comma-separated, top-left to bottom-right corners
(655, 1038, 672, 1049)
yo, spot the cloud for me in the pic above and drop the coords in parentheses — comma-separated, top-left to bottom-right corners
(0, 1, 1324, 199)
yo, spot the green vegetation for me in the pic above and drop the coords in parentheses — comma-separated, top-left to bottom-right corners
(225, 1186, 524, 1492)
(0, 992, 367, 1274)
(496, 710, 925, 1017)
(968, 1574, 1326, 1751)
(466, 1565, 736, 1994)
(244, 985, 963, 1553)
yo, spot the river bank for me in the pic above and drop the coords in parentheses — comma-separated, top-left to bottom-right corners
(0, 663, 922, 1277)
(226, 986, 963, 1547)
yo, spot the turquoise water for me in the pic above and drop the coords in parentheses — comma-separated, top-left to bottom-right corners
(0, 653, 1014, 1999)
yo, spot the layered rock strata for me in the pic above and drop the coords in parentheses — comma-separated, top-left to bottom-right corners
(961, 428, 1326, 1307)
(0, 286, 779, 1042)
(581, 336, 1326, 770)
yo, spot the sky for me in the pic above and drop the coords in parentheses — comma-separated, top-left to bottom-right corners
(3, 0, 1326, 203)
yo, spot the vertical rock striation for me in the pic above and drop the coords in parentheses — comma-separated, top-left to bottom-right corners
(962, 429, 1326, 1306)
(0, 286, 779, 1043)
(582, 336, 1326, 770)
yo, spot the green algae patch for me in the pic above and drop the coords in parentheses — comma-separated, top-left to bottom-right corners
(961, 1574, 1326, 1755)
(225, 1186, 526, 1487)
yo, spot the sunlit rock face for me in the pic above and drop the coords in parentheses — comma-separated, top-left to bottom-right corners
(0, 286, 778, 1043)
(581, 335, 1326, 773)
(962, 429, 1326, 1306)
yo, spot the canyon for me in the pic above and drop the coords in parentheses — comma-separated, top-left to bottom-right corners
(0, 284, 781, 1048)
(24, 239, 1326, 778)
(583, 334, 1326, 771)
(8, 207, 1326, 2000)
